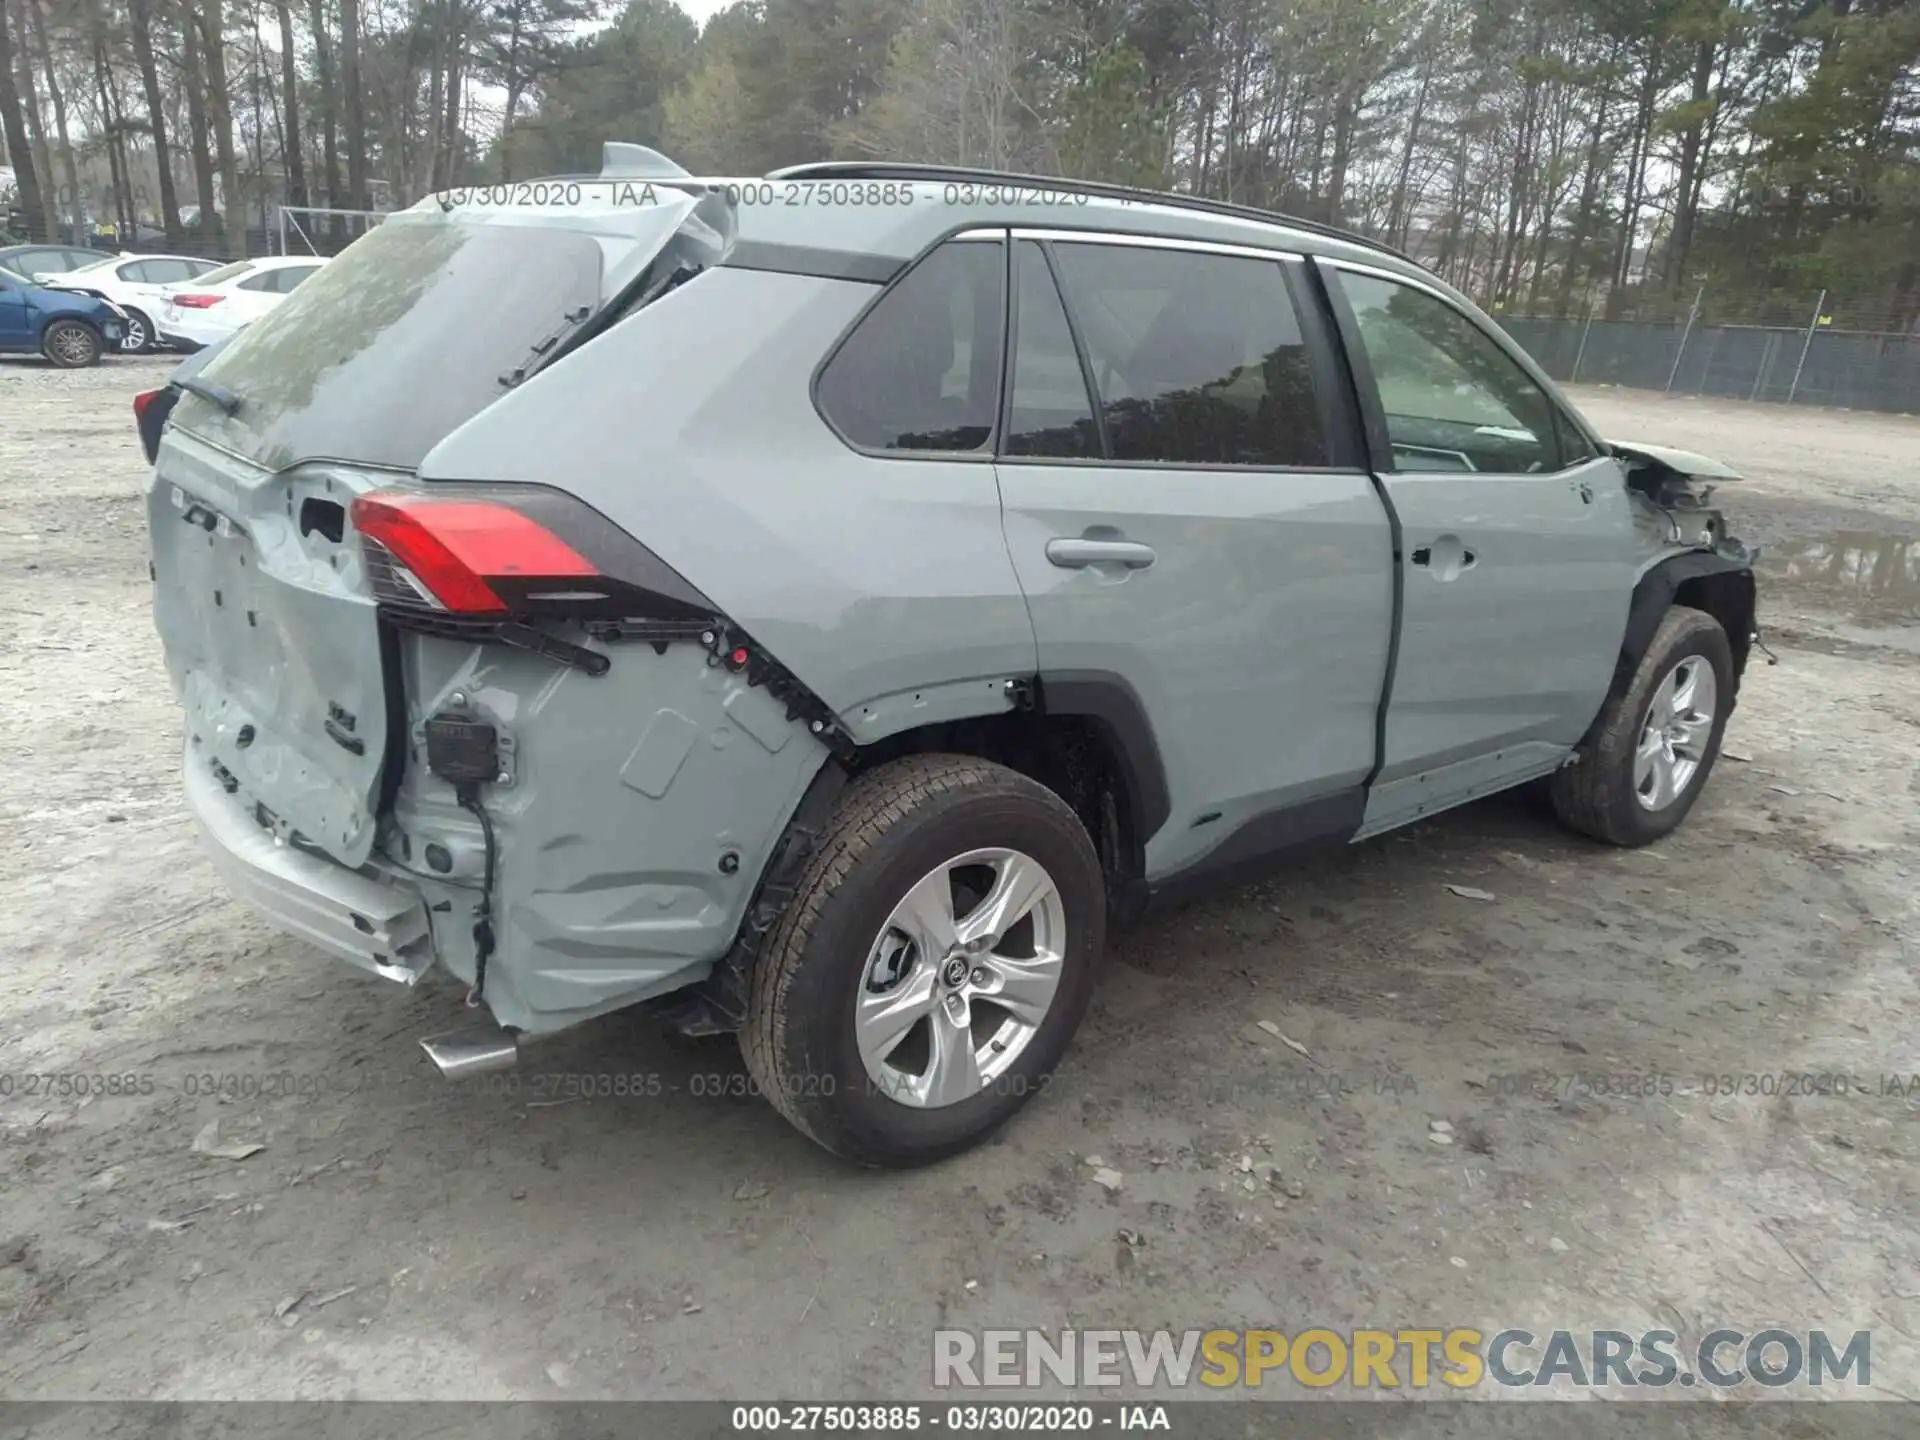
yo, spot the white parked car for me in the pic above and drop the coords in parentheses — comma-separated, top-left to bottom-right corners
(42, 253, 225, 352)
(156, 255, 329, 351)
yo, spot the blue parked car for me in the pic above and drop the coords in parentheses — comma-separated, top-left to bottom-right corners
(0, 262, 125, 367)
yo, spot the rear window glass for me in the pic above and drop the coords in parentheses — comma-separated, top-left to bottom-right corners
(179, 219, 604, 472)
(816, 239, 1005, 454)
(192, 261, 256, 287)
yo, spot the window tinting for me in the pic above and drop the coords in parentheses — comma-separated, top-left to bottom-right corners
(1342, 272, 1563, 474)
(817, 239, 1005, 453)
(1048, 242, 1327, 467)
(1006, 242, 1098, 458)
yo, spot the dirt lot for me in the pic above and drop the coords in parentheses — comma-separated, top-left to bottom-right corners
(1, 361, 1916, 1412)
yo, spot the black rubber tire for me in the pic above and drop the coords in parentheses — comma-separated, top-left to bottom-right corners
(1550, 604, 1734, 846)
(741, 754, 1105, 1167)
(41, 319, 102, 369)
(120, 307, 154, 354)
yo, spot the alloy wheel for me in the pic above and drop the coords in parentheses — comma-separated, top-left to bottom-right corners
(855, 847, 1066, 1108)
(48, 324, 95, 367)
(1633, 655, 1717, 810)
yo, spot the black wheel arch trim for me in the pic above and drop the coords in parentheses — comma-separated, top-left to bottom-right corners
(1031, 670, 1172, 848)
(1619, 552, 1756, 691)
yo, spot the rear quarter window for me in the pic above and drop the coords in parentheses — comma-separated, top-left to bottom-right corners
(815, 238, 1006, 454)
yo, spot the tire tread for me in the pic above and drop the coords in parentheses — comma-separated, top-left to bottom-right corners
(742, 754, 1073, 1156)
(1551, 604, 1730, 846)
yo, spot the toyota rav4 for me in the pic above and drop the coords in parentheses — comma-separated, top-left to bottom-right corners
(145, 146, 1758, 1165)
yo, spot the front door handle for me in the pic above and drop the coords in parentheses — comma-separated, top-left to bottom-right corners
(1410, 535, 1477, 581)
(1046, 538, 1157, 570)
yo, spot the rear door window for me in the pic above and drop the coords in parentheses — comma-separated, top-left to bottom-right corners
(141, 259, 196, 284)
(816, 238, 1006, 454)
(276, 266, 321, 293)
(1049, 241, 1329, 467)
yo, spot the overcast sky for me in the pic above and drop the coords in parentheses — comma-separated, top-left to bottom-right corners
(672, 0, 736, 25)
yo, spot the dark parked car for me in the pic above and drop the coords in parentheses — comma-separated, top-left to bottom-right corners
(0, 242, 120, 281)
(0, 262, 125, 366)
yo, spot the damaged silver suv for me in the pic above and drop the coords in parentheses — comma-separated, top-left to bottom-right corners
(146, 146, 1758, 1165)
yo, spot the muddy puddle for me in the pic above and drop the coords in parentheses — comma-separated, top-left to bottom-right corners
(1761, 530, 1919, 613)
(1760, 529, 1920, 652)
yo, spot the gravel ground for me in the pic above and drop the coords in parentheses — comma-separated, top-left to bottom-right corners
(1, 358, 1916, 1415)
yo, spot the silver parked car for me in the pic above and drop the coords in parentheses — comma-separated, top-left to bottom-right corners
(145, 146, 1758, 1165)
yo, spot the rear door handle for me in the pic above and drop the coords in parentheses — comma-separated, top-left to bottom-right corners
(1045, 538, 1157, 570)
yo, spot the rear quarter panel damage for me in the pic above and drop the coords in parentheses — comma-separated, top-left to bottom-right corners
(408, 267, 1044, 1030)
(384, 635, 829, 1035)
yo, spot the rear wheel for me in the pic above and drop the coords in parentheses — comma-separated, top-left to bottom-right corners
(1550, 604, 1733, 846)
(742, 755, 1105, 1166)
(42, 319, 103, 369)
(120, 308, 153, 354)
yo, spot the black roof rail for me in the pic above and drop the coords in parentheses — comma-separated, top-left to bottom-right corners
(766, 161, 1416, 266)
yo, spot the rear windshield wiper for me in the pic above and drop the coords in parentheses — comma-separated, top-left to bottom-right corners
(177, 376, 244, 415)
(498, 305, 594, 390)
(528, 260, 704, 384)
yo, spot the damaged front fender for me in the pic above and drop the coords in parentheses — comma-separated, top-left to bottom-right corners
(1611, 436, 1753, 575)
(1607, 436, 1761, 695)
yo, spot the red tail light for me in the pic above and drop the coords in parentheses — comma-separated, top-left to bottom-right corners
(133, 388, 162, 421)
(172, 293, 225, 309)
(350, 493, 599, 614)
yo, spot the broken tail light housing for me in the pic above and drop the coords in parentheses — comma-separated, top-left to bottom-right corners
(348, 485, 716, 622)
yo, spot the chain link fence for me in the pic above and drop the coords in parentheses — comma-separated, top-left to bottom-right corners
(1499, 292, 1920, 414)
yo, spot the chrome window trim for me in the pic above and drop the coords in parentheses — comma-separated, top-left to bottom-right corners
(1322, 257, 1460, 307)
(1009, 228, 1304, 264)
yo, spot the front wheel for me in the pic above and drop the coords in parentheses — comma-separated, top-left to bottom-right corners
(742, 755, 1105, 1166)
(1550, 604, 1734, 846)
(42, 319, 103, 369)
(120, 308, 154, 354)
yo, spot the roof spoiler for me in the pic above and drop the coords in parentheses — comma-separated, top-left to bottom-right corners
(600, 143, 691, 180)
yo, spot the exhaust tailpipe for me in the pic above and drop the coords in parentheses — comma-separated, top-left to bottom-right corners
(420, 1025, 520, 1079)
